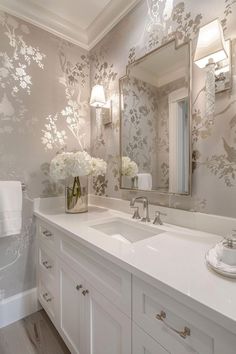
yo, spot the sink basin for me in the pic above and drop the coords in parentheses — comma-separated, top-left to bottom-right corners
(90, 217, 165, 244)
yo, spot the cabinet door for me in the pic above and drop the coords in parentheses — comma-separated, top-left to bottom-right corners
(133, 324, 170, 354)
(59, 261, 86, 354)
(85, 283, 131, 354)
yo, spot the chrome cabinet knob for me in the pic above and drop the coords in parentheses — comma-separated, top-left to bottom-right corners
(42, 230, 53, 237)
(42, 292, 52, 302)
(42, 261, 52, 269)
(82, 289, 89, 296)
(76, 284, 83, 291)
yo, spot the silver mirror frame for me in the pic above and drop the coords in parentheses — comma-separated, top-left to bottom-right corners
(119, 38, 193, 196)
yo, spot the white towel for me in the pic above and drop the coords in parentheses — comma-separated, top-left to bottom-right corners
(0, 181, 22, 237)
(137, 173, 152, 191)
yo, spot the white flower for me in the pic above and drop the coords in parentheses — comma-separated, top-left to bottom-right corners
(26, 46, 34, 55)
(24, 75, 31, 84)
(67, 151, 92, 177)
(91, 158, 107, 177)
(50, 152, 106, 181)
(20, 81, 27, 89)
(122, 156, 138, 177)
(50, 152, 73, 181)
(35, 52, 43, 61)
(16, 67, 26, 76)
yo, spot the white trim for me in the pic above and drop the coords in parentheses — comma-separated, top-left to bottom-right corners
(87, 0, 141, 50)
(0, 288, 41, 329)
(169, 87, 189, 194)
(0, 1, 89, 50)
(0, 0, 142, 50)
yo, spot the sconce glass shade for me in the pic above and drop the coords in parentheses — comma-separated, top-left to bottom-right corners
(194, 19, 227, 68)
(90, 85, 106, 108)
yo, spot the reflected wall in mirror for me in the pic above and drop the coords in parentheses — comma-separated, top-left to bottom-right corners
(120, 39, 191, 195)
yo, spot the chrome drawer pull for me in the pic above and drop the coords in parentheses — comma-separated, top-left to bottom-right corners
(42, 292, 52, 302)
(42, 230, 53, 237)
(82, 289, 89, 296)
(156, 311, 191, 339)
(42, 261, 52, 269)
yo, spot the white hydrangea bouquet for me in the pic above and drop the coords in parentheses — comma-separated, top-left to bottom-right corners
(121, 156, 139, 189)
(121, 156, 138, 177)
(50, 151, 107, 213)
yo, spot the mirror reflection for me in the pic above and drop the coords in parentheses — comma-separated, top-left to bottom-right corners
(120, 40, 191, 194)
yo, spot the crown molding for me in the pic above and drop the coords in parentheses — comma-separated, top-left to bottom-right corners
(0, 0, 142, 51)
(87, 0, 141, 50)
(0, 0, 89, 49)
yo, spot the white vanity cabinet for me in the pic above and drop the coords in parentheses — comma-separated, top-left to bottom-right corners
(36, 219, 236, 354)
(36, 220, 131, 354)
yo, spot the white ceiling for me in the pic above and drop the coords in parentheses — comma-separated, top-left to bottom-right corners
(0, 0, 141, 50)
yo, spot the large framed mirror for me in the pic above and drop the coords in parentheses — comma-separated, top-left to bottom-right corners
(119, 39, 192, 195)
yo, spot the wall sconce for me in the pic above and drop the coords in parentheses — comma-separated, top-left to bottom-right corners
(90, 84, 112, 126)
(194, 19, 231, 116)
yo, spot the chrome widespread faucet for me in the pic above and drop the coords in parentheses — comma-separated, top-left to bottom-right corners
(130, 196, 150, 222)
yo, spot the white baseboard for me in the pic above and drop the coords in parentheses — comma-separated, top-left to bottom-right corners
(0, 287, 41, 329)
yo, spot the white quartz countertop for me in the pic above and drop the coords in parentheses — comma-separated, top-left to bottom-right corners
(34, 202, 236, 334)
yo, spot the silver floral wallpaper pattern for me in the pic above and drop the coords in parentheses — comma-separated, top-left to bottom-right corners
(1, 0, 236, 301)
(0, 12, 90, 299)
(90, 0, 236, 219)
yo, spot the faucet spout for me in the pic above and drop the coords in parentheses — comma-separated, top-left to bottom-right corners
(129, 196, 150, 222)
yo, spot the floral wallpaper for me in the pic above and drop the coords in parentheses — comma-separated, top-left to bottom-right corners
(1, 0, 236, 302)
(0, 12, 90, 299)
(90, 0, 236, 218)
(121, 76, 160, 187)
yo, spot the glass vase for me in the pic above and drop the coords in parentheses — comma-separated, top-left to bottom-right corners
(65, 176, 88, 213)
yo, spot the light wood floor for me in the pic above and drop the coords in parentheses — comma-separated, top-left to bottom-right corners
(0, 310, 70, 354)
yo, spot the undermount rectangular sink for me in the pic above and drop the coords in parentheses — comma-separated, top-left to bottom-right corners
(90, 217, 164, 244)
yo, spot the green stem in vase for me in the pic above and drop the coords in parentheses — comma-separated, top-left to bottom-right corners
(75, 176, 82, 199)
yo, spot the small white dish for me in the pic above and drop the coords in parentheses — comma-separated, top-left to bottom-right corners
(206, 246, 236, 279)
(215, 242, 236, 266)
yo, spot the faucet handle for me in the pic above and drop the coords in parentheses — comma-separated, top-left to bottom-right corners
(153, 210, 167, 225)
(131, 206, 141, 220)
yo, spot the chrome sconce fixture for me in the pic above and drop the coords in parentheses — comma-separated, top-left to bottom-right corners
(194, 19, 231, 116)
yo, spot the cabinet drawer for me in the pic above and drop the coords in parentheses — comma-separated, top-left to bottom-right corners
(60, 236, 131, 316)
(133, 277, 213, 354)
(133, 323, 169, 354)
